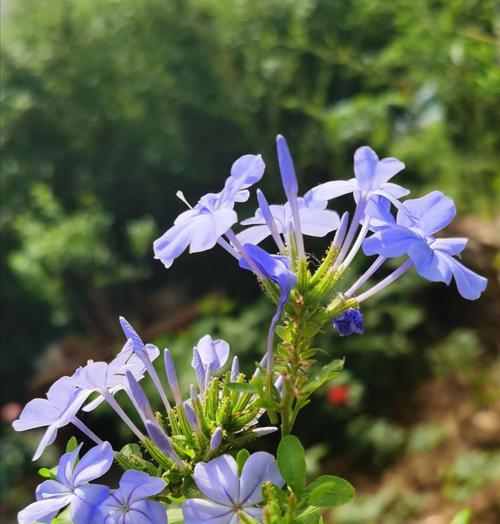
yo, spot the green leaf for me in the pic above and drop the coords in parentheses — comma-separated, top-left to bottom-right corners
(227, 382, 258, 394)
(450, 509, 472, 524)
(38, 467, 56, 479)
(277, 435, 306, 499)
(275, 325, 293, 342)
(302, 359, 345, 394)
(65, 436, 79, 453)
(304, 475, 355, 507)
(237, 449, 250, 474)
(296, 511, 323, 524)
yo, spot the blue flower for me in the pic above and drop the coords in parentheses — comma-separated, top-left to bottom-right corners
(18, 442, 113, 524)
(81, 338, 159, 414)
(362, 191, 487, 300)
(191, 335, 230, 393)
(153, 154, 265, 268)
(13, 377, 88, 461)
(237, 193, 340, 247)
(95, 470, 167, 524)
(182, 452, 283, 524)
(333, 309, 364, 336)
(72, 360, 146, 441)
(309, 146, 408, 205)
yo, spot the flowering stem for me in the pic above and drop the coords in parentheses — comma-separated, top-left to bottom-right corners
(356, 259, 413, 302)
(70, 416, 103, 445)
(345, 255, 386, 297)
(100, 388, 145, 441)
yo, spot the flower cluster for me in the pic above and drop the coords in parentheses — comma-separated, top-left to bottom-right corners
(14, 134, 486, 523)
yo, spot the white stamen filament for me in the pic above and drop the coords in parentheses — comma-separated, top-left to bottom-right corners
(100, 388, 145, 441)
(333, 199, 367, 270)
(70, 416, 103, 445)
(224, 229, 264, 278)
(345, 255, 386, 297)
(143, 358, 172, 414)
(356, 259, 413, 303)
(217, 237, 239, 259)
(339, 216, 371, 271)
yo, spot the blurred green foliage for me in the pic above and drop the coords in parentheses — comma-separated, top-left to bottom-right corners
(333, 485, 423, 524)
(444, 450, 500, 502)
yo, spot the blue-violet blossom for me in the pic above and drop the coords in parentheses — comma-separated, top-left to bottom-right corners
(13, 377, 89, 461)
(333, 309, 364, 336)
(191, 335, 230, 393)
(237, 194, 340, 247)
(18, 442, 113, 524)
(182, 452, 283, 524)
(95, 470, 167, 524)
(362, 191, 487, 300)
(153, 154, 265, 268)
(309, 146, 408, 206)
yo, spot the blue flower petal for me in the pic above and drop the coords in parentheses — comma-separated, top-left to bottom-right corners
(397, 191, 456, 235)
(439, 253, 488, 300)
(183, 499, 234, 524)
(363, 226, 420, 257)
(354, 146, 379, 190)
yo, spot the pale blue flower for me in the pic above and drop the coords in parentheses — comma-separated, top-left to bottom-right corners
(154, 155, 265, 268)
(309, 146, 408, 205)
(362, 191, 487, 300)
(18, 442, 113, 524)
(82, 338, 159, 414)
(95, 470, 166, 524)
(237, 194, 340, 247)
(13, 377, 88, 461)
(182, 452, 283, 524)
(191, 335, 230, 392)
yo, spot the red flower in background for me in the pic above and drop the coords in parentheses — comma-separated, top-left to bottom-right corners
(327, 385, 349, 406)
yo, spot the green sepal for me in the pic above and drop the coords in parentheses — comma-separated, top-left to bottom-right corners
(115, 443, 157, 474)
(65, 436, 78, 452)
(236, 448, 250, 474)
(227, 382, 258, 394)
(38, 467, 57, 480)
(142, 438, 177, 470)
